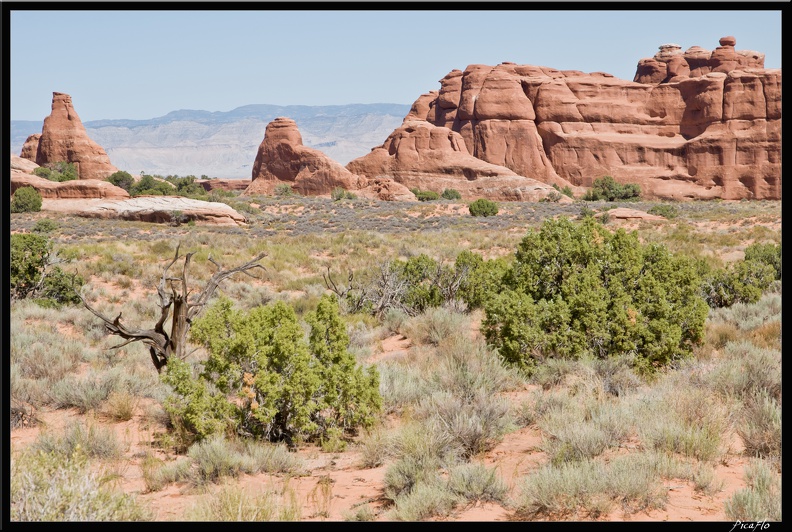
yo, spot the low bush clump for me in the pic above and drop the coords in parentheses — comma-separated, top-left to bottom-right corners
(11, 187, 43, 213)
(647, 204, 679, 219)
(411, 189, 440, 202)
(700, 259, 776, 308)
(33, 161, 78, 182)
(482, 217, 708, 374)
(468, 198, 498, 217)
(163, 295, 381, 446)
(331, 187, 356, 201)
(582, 175, 640, 201)
(10, 233, 84, 306)
(106, 171, 135, 192)
(441, 188, 462, 200)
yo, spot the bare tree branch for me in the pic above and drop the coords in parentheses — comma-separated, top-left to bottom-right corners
(78, 247, 267, 372)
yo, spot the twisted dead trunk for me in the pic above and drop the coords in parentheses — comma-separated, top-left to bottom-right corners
(78, 244, 266, 372)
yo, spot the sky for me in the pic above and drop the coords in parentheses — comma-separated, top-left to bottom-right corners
(8, 8, 783, 122)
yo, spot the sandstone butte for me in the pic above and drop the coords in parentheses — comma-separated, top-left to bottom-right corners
(244, 117, 416, 201)
(347, 36, 780, 201)
(19, 92, 119, 180)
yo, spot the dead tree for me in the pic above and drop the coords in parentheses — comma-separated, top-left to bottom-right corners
(78, 244, 266, 373)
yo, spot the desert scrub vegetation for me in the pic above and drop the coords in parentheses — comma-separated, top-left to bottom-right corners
(162, 294, 381, 446)
(10, 447, 153, 521)
(468, 198, 499, 217)
(11, 186, 43, 213)
(482, 216, 708, 374)
(9, 196, 781, 521)
(33, 161, 79, 182)
(582, 175, 641, 201)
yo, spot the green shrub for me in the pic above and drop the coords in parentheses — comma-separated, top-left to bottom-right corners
(701, 259, 776, 308)
(33, 161, 78, 182)
(166, 295, 381, 445)
(32, 219, 58, 234)
(744, 242, 781, 280)
(166, 174, 209, 199)
(441, 188, 462, 200)
(106, 171, 135, 192)
(411, 189, 440, 202)
(129, 174, 174, 196)
(468, 198, 498, 217)
(331, 187, 356, 201)
(647, 204, 679, 219)
(582, 175, 641, 201)
(10, 233, 83, 306)
(482, 217, 708, 374)
(454, 250, 509, 310)
(11, 187, 43, 213)
(273, 183, 296, 197)
(540, 191, 563, 203)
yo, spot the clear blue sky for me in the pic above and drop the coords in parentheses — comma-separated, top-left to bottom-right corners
(9, 8, 782, 122)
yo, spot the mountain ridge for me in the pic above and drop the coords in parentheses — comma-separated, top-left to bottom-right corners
(11, 103, 411, 178)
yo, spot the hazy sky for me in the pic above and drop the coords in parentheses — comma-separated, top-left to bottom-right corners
(9, 8, 782, 122)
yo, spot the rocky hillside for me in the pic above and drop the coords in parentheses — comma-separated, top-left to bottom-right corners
(11, 103, 409, 179)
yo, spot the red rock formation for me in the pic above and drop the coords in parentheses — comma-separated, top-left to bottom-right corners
(19, 134, 41, 162)
(346, 120, 569, 202)
(31, 92, 119, 180)
(197, 179, 251, 192)
(11, 171, 130, 200)
(245, 117, 415, 201)
(350, 36, 779, 201)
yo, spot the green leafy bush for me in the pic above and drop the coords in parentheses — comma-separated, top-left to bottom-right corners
(274, 183, 296, 197)
(582, 175, 641, 201)
(744, 242, 781, 280)
(552, 184, 574, 198)
(33, 161, 78, 182)
(106, 171, 135, 192)
(129, 174, 174, 196)
(166, 174, 209, 199)
(411, 189, 440, 202)
(482, 217, 708, 374)
(331, 187, 356, 201)
(10, 233, 83, 306)
(647, 204, 679, 219)
(164, 295, 381, 445)
(454, 250, 509, 310)
(32, 219, 58, 234)
(441, 189, 462, 200)
(700, 259, 776, 308)
(468, 198, 499, 217)
(11, 187, 42, 213)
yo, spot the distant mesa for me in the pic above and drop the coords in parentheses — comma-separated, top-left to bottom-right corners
(20, 92, 119, 180)
(348, 36, 779, 201)
(244, 117, 415, 201)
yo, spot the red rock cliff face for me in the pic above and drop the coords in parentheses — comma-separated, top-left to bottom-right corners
(351, 37, 780, 201)
(31, 92, 119, 180)
(246, 117, 415, 201)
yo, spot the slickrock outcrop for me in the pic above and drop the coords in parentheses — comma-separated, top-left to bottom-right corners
(245, 117, 415, 201)
(11, 154, 40, 174)
(346, 119, 570, 202)
(350, 37, 779, 201)
(40, 196, 247, 226)
(197, 179, 252, 192)
(22, 92, 119, 180)
(11, 172, 130, 200)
